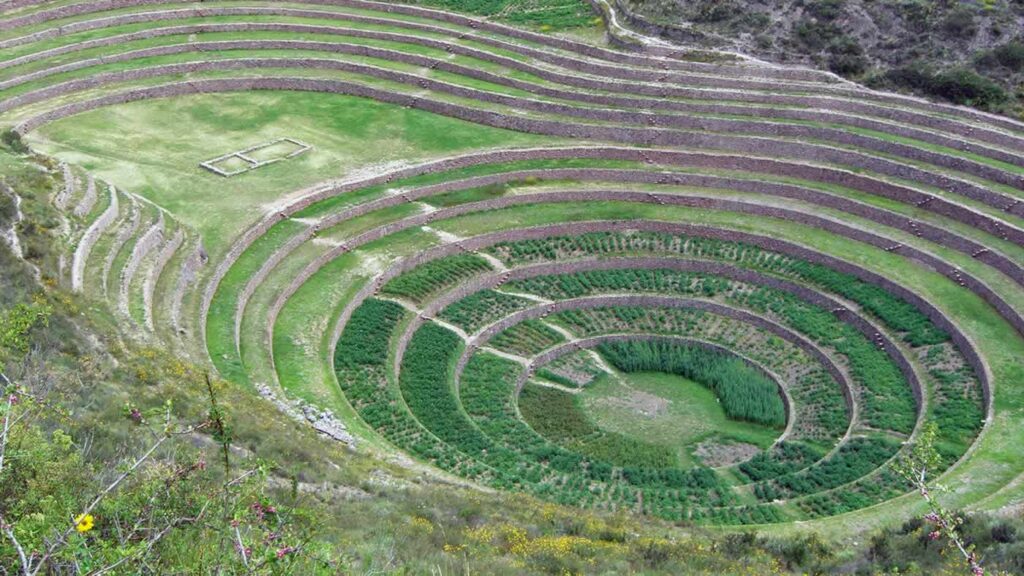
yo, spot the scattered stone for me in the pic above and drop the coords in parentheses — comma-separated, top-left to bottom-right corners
(256, 383, 356, 448)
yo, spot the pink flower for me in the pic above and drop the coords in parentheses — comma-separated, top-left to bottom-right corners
(928, 531, 941, 541)
(233, 541, 251, 558)
(276, 546, 295, 559)
(8, 395, 17, 405)
(923, 513, 940, 523)
(972, 566, 984, 576)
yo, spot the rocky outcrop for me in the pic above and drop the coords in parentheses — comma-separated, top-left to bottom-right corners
(0, 183, 23, 260)
(255, 383, 356, 448)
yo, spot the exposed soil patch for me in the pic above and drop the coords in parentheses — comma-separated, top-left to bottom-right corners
(595, 387, 669, 418)
(694, 440, 761, 467)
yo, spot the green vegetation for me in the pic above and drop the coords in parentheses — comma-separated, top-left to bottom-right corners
(490, 318, 566, 356)
(438, 289, 533, 332)
(383, 254, 493, 304)
(579, 371, 783, 467)
(2, 0, 1024, 570)
(519, 380, 679, 469)
(596, 340, 787, 428)
(403, 0, 598, 29)
(508, 265, 918, 433)
(753, 436, 902, 501)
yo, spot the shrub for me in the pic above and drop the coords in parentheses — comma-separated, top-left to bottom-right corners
(941, 7, 977, 39)
(992, 522, 1018, 544)
(878, 65, 1008, 109)
(1, 130, 29, 154)
(802, 0, 845, 22)
(790, 19, 841, 51)
(828, 37, 869, 76)
(693, 0, 739, 23)
(978, 40, 1024, 71)
(382, 253, 492, 303)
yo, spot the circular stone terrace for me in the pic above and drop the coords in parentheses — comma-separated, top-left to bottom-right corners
(2, 0, 1022, 533)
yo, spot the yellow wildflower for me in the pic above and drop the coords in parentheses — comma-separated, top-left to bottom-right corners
(442, 543, 466, 554)
(74, 514, 94, 533)
(409, 516, 434, 534)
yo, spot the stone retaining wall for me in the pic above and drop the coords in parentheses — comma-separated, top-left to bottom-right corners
(170, 242, 206, 336)
(5, 3, 1024, 147)
(6, 37, 1022, 171)
(327, 220, 989, 410)
(72, 176, 97, 219)
(0, 0, 836, 82)
(513, 332, 797, 435)
(144, 227, 184, 331)
(118, 214, 163, 316)
(15, 76, 1024, 238)
(313, 166, 1024, 287)
(102, 194, 140, 296)
(53, 163, 74, 211)
(70, 185, 118, 293)
(9, 60, 1024, 208)
(450, 286, 855, 423)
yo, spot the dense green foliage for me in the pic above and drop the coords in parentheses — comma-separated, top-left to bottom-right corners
(382, 253, 492, 304)
(596, 340, 787, 428)
(335, 299, 488, 475)
(490, 319, 566, 356)
(554, 306, 849, 441)
(492, 232, 948, 347)
(753, 436, 902, 501)
(438, 289, 534, 333)
(337, 226, 987, 524)
(739, 441, 827, 482)
(872, 66, 1009, 110)
(510, 267, 916, 433)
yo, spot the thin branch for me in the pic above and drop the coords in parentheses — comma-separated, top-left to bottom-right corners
(0, 393, 14, 477)
(226, 468, 259, 489)
(233, 525, 249, 569)
(0, 515, 31, 576)
(30, 429, 175, 575)
(87, 502, 211, 576)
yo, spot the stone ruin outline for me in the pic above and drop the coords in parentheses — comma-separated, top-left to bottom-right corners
(199, 137, 312, 177)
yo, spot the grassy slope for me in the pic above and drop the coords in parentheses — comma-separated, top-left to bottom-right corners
(27, 91, 556, 258)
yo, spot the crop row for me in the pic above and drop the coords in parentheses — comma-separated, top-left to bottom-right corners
(504, 267, 916, 432)
(489, 319, 566, 357)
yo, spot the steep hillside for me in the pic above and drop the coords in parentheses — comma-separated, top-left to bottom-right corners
(619, 0, 1024, 114)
